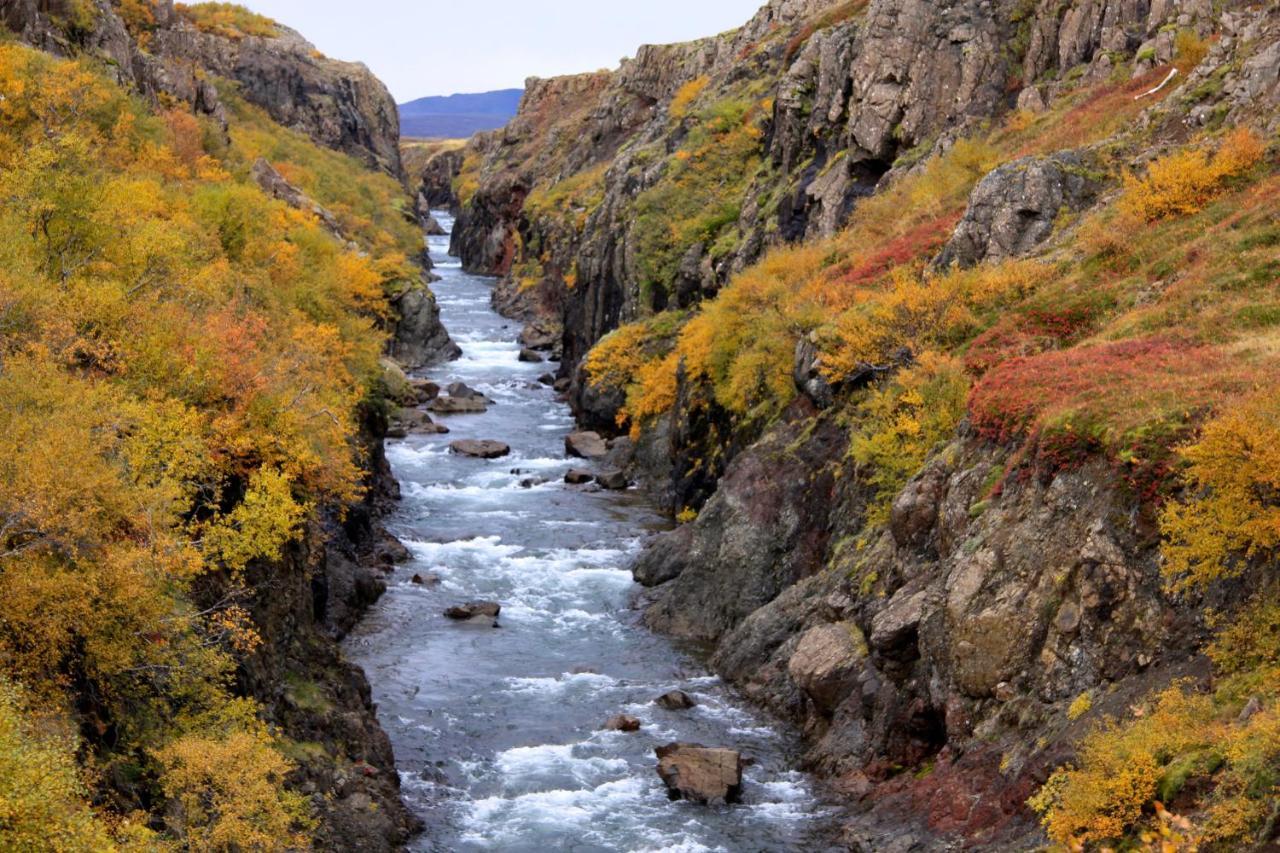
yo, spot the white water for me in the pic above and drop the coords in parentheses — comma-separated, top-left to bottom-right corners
(343, 214, 843, 851)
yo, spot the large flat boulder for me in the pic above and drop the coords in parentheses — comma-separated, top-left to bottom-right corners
(429, 396, 488, 414)
(565, 431, 608, 459)
(655, 743, 745, 805)
(449, 439, 510, 459)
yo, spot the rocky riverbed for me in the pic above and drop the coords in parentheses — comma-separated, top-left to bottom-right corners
(343, 214, 847, 851)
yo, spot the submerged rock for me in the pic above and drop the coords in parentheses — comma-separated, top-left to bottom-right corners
(518, 347, 545, 363)
(565, 469, 594, 485)
(603, 714, 642, 733)
(444, 602, 501, 625)
(449, 439, 511, 459)
(655, 690, 697, 711)
(655, 743, 745, 805)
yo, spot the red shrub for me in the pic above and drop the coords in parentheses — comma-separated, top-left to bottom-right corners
(836, 213, 961, 288)
(968, 337, 1236, 445)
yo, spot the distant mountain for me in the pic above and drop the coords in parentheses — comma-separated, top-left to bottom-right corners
(398, 88, 523, 139)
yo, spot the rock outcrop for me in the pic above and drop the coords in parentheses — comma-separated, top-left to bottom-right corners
(936, 151, 1104, 269)
(2, 0, 402, 175)
(450, 0, 1197, 388)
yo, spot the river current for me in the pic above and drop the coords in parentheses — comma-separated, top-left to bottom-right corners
(344, 214, 842, 852)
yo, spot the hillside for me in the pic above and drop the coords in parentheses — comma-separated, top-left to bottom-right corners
(435, 0, 1280, 848)
(0, 0, 456, 848)
(398, 88, 524, 138)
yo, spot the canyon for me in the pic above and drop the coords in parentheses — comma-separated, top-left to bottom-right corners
(2, 0, 1279, 850)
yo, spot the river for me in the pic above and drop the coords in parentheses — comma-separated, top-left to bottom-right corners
(343, 213, 842, 852)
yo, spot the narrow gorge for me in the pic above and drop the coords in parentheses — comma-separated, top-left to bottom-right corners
(1, 0, 1279, 851)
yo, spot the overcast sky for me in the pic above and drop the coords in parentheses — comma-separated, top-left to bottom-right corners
(237, 1, 766, 103)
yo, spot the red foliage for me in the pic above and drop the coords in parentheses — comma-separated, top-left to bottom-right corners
(968, 337, 1222, 444)
(964, 304, 1099, 375)
(836, 213, 961, 288)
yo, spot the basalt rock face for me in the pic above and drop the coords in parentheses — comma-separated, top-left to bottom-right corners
(451, 0, 1186, 393)
(2, 0, 403, 176)
(936, 151, 1104, 269)
(640, 413, 1208, 847)
(226, 410, 419, 850)
(618, 4, 1277, 847)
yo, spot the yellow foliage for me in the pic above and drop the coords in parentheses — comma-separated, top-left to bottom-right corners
(1067, 691, 1093, 721)
(821, 259, 1050, 381)
(1030, 687, 1210, 847)
(155, 702, 313, 850)
(1161, 388, 1280, 590)
(1034, 597, 1280, 850)
(670, 76, 710, 119)
(1118, 128, 1264, 223)
(201, 468, 308, 574)
(0, 39, 409, 844)
(1174, 29, 1209, 72)
(175, 2, 279, 40)
(0, 679, 140, 851)
(454, 150, 484, 208)
(847, 353, 969, 527)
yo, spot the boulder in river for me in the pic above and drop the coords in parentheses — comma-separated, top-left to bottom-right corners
(565, 469, 594, 485)
(446, 381, 486, 399)
(450, 439, 511, 459)
(519, 477, 547, 489)
(537, 373, 556, 386)
(595, 470, 628, 491)
(373, 530, 412, 565)
(519, 321, 558, 351)
(553, 377, 571, 393)
(518, 348, 545, 363)
(423, 214, 447, 236)
(655, 743, 746, 804)
(565, 431, 608, 459)
(429, 396, 488, 414)
(603, 714, 642, 733)
(409, 378, 440, 402)
(411, 573, 441, 586)
(655, 690, 697, 711)
(444, 601, 501, 625)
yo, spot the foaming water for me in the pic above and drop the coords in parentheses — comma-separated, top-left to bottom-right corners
(344, 214, 843, 851)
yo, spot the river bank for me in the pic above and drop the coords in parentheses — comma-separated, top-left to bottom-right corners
(344, 214, 846, 851)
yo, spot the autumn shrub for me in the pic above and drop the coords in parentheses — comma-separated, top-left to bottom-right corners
(156, 701, 314, 849)
(847, 353, 969, 526)
(0, 679, 131, 851)
(1174, 28, 1209, 72)
(669, 75, 709, 119)
(820, 258, 1050, 381)
(1160, 389, 1280, 590)
(0, 40, 403, 844)
(630, 95, 764, 307)
(1033, 595, 1280, 849)
(175, 2, 279, 39)
(1118, 128, 1264, 223)
(584, 311, 688, 434)
(1030, 687, 1213, 848)
(524, 161, 608, 232)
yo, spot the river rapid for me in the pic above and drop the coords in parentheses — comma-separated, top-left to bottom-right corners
(344, 214, 843, 852)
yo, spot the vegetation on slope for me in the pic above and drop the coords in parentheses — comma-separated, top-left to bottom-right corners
(583, 42, 1280, 846)
(174, 2, 279, 40)
(0, 39, 403, 847)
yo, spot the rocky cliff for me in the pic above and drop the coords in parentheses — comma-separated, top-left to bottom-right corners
(458, 0, 1280, 849)
(449, 0, 1222, 376)
(3, 0, 403, 174)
